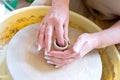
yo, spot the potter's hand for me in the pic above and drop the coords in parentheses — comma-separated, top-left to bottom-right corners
(37, 6, 69, 52)
(45, 33, 100, 67)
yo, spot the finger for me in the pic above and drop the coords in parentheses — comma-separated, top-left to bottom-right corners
(55, 23, 64, 46)
(38, 23, 46, 50)
(36, 29, 41, 51)
(55, 59, 74, 68)
(63, 19, 70, 44)
(45, 56, 65, 68)
(48, 49, 78, 59)
(36, 23, 43, 51)
(79, 43, 93, 58)
(45, 56, 64, 64)
(45, 56, 77, 67)
(45, 54, 79, 63)
(45, 24, 53, 52)
(46, 60, 62, 68)
(37, 23, 42, 41)
(37, 29, 40, 41)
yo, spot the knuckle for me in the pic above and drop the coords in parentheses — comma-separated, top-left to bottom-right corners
(49, 15, 57, 20)
(78, 36, 82, 40)
(73, 45, 80, 54)
(83, 33, 89, 35)
(59, 40, 63, 45)
(82, 33, 90, 37)
(58, 59, 63, 64)
(78, 33, 90, 40)
(49, 16, 61, 25)
(39, 26, 45, 34)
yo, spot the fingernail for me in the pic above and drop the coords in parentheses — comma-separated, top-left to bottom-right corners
(45, 51, 52, 56)
(47, 61, 54, 64)
(44, 49, 48, 55)
(55, 65, 59, 68)
(45, 50, 52, 56)
(37, 44, 41, 51)
(44, 56, 50, 60)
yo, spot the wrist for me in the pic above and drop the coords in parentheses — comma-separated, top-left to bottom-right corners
(91, 33, 103, 48)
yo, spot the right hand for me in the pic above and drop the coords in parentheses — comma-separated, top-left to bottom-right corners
(37, 6, 69, 52)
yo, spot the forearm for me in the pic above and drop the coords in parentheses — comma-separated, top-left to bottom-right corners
(95, 20, 120, 48)
(52, 0, 69, 9)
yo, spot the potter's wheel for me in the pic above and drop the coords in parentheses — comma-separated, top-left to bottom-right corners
(7, 23, 102, 80)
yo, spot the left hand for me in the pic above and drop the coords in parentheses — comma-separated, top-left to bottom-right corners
(44, 33, 101, 67)
(37, 5, 69, 52)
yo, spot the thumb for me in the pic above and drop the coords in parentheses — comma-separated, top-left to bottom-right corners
(73, 36, 86, 54)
